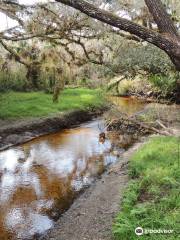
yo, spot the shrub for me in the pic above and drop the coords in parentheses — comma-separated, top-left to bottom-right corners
(118, 79, 133, 95)
(149, 72, 178, 96)
(0, 70, 27, 92)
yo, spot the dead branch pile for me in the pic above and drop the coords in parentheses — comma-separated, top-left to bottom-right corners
(105, 112, 174, 136)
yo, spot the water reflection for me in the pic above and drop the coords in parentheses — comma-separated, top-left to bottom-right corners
(0, 120, 118, 239)
(109, 96, 146, 116)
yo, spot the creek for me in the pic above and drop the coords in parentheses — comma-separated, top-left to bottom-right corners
(0, 97, 147, 240)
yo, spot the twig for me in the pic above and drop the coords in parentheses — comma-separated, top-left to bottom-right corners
(156, 120, 167, 129)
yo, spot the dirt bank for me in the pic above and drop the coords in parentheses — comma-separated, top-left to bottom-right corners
(40, 138, 147, 240)
(0, 107, 106, 151)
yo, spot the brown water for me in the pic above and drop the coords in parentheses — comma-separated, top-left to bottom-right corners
(109, 96, 146, 116)
(0, 97, 147, 240)
(0, 119, 122, 240)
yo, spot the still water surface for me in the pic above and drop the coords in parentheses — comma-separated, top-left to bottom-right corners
(0, 97, 147, 239)
(109, 96, 146, 116)
(0, 120, 119, 239)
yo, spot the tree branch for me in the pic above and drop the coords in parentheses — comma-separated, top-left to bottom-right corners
(0, 40, 29, 67)
(54, 0, 175, 51)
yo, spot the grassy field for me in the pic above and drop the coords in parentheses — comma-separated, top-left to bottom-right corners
(113, 136, 180, 240)
(0, 88, 105, 119)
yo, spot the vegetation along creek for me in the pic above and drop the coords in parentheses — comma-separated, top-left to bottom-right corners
(0, 0, 180, 239)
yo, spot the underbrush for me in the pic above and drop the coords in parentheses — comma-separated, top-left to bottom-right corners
(113, 136, 180, 240)
(107, 72, 179, 102)
(148, 73, 178, 96)
(117, 79, 134, 96)
(0, 71, 27, 92)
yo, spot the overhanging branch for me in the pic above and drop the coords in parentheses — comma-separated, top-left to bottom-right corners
(54, 0, 175, 52)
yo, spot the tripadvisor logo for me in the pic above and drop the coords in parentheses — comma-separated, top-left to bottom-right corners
(135, 227, 143, 236)
(135, 227, 174, 236)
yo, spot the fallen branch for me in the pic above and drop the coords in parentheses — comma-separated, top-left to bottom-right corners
(156, 120, 167, 129)
(106, 114, 173, 136)
(136, 120, 172, 136)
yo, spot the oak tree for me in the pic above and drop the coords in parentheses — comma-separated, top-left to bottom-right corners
(55, 0, 180, 71)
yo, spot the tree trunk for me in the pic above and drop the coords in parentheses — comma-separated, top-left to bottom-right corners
(144, 0, 178, 37)
(144, 0, 180, 71)
(55, 0, 180, 71)
(26, 64, 41, 90)
(53, 67, 64, 102)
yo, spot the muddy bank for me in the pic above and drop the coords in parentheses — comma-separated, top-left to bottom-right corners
(0, 107, 106, 151)
(40, 138, 147, 240)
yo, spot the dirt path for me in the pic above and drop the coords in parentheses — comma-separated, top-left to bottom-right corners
(41, 139, 147, 240)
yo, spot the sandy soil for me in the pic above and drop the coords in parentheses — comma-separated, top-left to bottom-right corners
(40, 139, 147, 240)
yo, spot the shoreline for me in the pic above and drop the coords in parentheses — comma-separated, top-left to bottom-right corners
(0, 106, 107, 151)
(112, 93, 180, 105)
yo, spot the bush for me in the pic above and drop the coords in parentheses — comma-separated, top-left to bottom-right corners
(149, 72, 178, 96)
(118, 79, 133, 95)
(0, 71, 27, 92)
(109, 42, 173, 77)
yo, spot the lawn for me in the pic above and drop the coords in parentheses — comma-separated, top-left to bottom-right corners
(113, 136, 180, 240)
(0, 88, 105, 119)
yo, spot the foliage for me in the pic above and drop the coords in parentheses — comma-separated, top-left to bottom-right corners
(0, 70, 27, 92)
(148, 73, 178, 96)
(0, 88, 105, 119)
(117, 79, 133, 95)
(108, 42, 173, 77)
(104, 40, 178, 98)
(0, 0, 180, 99)
(113, 136, 180, 240)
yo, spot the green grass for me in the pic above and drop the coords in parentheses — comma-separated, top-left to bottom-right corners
(0, 88, 105, 119)
(113, 136, 180, 240)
